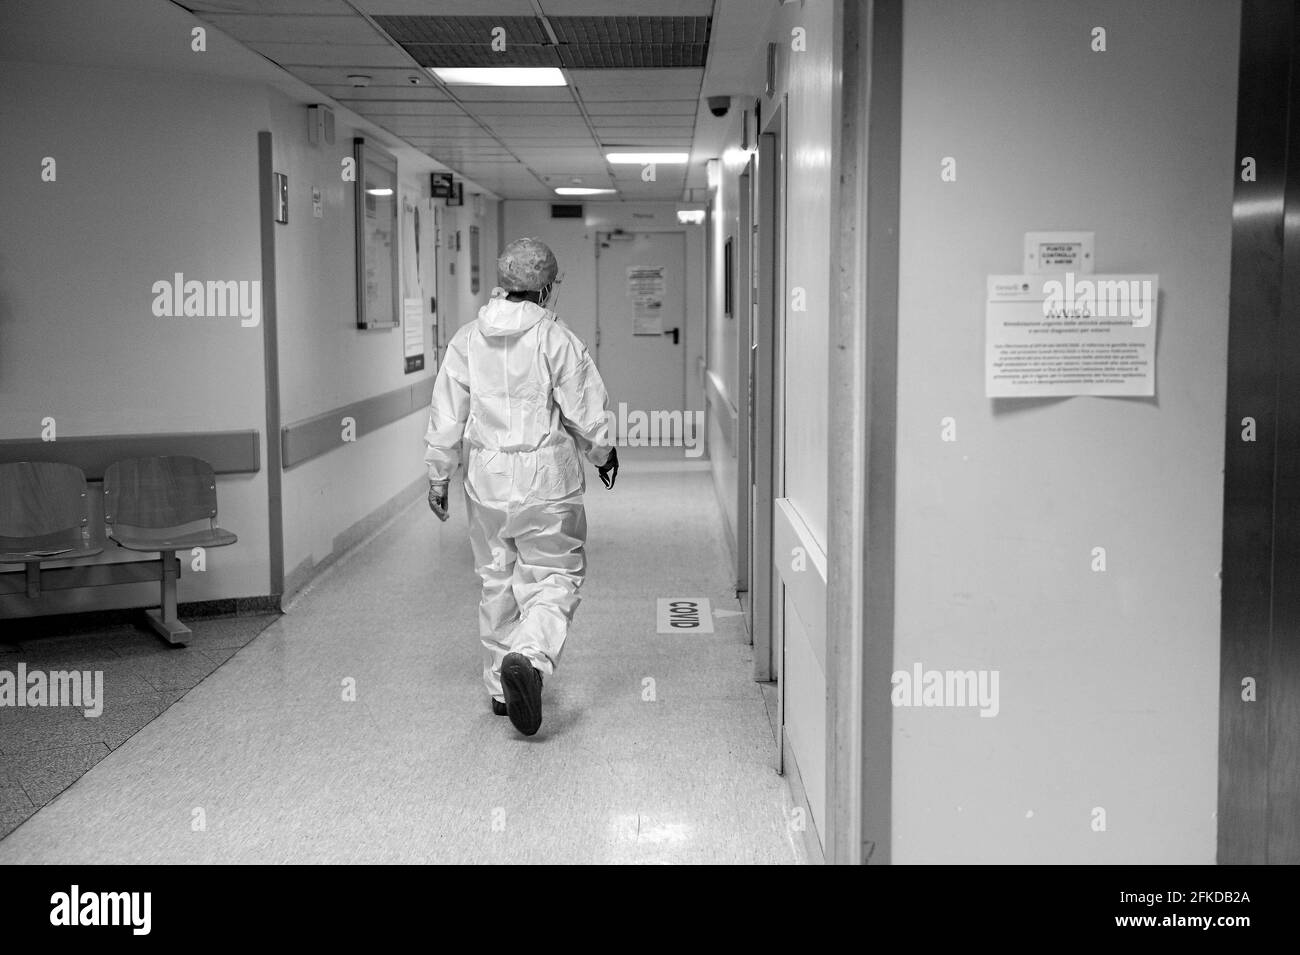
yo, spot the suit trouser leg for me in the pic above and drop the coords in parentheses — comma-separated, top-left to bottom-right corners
(465, 493, 518, 701)
(502, 496, 587, 676)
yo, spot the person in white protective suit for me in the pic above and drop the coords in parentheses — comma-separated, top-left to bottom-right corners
(424, 237, 619, 737)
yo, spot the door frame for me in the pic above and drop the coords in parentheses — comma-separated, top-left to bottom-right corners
(752, 99, 786, 702)
(736, 159, 755, 611)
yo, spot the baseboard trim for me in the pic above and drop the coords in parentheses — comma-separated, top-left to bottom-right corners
(0, 596, 281, 641)
(283, 472, 427, 600)
(781, 725, 826, 864)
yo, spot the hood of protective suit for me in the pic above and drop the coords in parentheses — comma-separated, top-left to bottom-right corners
(477, 296, 550, 338)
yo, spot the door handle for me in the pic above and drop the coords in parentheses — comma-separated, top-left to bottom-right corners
(663, 327, 680, 345)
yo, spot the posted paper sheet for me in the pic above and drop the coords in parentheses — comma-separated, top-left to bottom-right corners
(985, 273, 1158, 398)
(628, 265, 666, 336)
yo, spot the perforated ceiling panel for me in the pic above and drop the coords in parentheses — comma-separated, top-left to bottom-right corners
(373, 15, 711, 69)
(551, 16, 710, 68)
(373, 15, 557, 68)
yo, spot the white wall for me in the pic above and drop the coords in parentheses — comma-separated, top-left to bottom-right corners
(893, 0, 1239, 862)
(0, 41, 486, 605)
(502, 201, 705, 418)
(0, 62, 273, 600)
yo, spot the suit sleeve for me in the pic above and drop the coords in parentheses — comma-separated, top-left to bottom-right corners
(423, 331, 471, 482)
(549, 324, 614, 467)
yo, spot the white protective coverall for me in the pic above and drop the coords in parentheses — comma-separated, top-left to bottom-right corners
(424, 293, 613, 700)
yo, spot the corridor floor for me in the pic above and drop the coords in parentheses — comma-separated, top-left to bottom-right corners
(0, 451, 805, 864)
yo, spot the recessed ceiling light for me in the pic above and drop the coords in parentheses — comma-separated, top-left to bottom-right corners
(606, 152, 690, 164)
(556, 187, 616, 196)
(676, 210, 706, 225)
(429, 67, 566, 87)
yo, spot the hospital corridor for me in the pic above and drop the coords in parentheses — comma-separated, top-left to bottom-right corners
(0, 451, 804, 864)
(3, 0, 1300, 904)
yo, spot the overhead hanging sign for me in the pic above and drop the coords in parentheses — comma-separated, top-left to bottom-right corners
(986, 273, 1159, 398)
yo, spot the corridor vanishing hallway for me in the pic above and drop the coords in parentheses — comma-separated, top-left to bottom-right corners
(0, 451, 804, 864)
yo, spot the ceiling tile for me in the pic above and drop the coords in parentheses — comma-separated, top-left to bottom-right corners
(483, 121, 593, 136)
(535, 0, 713, 13)
(319, 86, 451, 101)
(199, 13, 388, 45)
(567, 68, 703, 99)
(339, 100, 467, 116)
(598, 132, 692, 143)
(510, 146, 606, 158)
(365, 114, 485, 128)
(246, 42, 413, 67)
(583, 100, 698, 117)
(291, 66, 438, 87)
(468, 103, 585, 117)
(591, 114, 697, 127)
(548, 15, 710, 45)
(374, 15, 555, 68)
(403, 44, 559, 67)
(452, 86, 575, 102)
(373, 15, 549, 45)
(558, 44, 708, 69)
(353, 0, 539, 16)
(187, 1, 356, 13)
(536, 162, 614, 175)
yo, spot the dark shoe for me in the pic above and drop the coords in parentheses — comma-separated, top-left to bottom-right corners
(501, 652, 543, 736)
(491, 698, 508, 716)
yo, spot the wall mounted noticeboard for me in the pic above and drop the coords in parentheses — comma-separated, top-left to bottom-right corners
(354, 137, 400, 329)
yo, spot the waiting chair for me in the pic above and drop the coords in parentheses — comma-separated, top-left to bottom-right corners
(103, 455, 237, 645)
(0, 462, 104, 599)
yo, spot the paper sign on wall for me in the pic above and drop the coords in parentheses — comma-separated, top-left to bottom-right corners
(628, 265, 666, 336)
(986, 273, 1158, 398)
(403, 297, 424, 374)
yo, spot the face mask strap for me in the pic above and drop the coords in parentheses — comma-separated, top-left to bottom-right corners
(544, 271, 564, 310)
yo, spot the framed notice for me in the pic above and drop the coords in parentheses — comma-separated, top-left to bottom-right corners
(354, 138, 400, 329)
(986, 273, 1159, 398)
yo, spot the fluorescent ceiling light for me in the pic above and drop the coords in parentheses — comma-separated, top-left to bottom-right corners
(429, 67, 566, 87)
(606, 152, 689, 164)
(365, 188, 394, 196)
(676, 210, 706, 225)
(555, 187, 616, 196)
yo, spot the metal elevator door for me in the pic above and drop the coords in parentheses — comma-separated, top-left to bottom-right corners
(1218, 0, 1300, 864)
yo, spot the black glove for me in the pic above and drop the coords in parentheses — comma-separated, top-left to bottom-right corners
(428, 480, 449, 521)
(597, 447, 619, 489)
